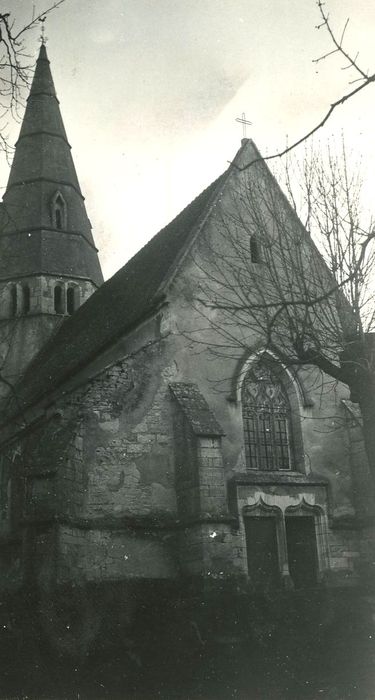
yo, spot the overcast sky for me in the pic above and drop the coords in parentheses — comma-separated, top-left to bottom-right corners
(4, 0, 375, 278)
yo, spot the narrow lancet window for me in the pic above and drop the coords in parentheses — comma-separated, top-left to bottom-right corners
(54, 285, 64, 314)
(51, 191, 67, 230)
(22, 285, 30, 314)
(10, 285, 17, 317)
(55, 207, 62, 230)
(67, 286, 76, 315)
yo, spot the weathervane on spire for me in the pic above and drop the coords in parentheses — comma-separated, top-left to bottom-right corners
(235, 112, 252, 138)
(39, 16, 47, 45)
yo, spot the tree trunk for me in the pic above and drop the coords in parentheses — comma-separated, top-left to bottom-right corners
(341, 335, 375, 494)
(357, 381, 375, 491)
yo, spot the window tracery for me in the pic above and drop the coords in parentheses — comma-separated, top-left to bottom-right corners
(242, 361, 292, 470)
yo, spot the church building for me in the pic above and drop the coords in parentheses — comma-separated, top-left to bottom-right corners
(0, 44, 373, 660)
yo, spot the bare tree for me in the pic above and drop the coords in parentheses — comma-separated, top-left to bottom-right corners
(188, 143, 375, 482)
(235, 0, 375, 167)
(0, 2, 65, 158)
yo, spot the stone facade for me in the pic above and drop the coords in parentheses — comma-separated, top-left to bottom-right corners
(0, 296, 372, 601)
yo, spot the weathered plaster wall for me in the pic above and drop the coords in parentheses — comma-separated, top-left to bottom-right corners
(0, 289, 369, 591)
(0, 340, 181, 586)
(2, 308, 367, 590)
(149, 160, 371, 583)
(166, 254, 355, 510)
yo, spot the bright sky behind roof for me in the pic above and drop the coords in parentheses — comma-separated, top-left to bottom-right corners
(3, 0, 375, 279)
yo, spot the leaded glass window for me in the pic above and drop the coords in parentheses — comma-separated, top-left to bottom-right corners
(242, 361, 292, 470)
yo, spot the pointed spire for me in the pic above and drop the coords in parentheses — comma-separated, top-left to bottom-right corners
(8, 43, 77, 193)
(0, 44, 103, 287)
(28, 42, 57, 98)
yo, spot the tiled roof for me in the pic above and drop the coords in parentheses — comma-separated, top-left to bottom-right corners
(169, 382, 224, 436)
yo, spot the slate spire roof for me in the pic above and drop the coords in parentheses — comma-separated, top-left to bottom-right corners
(0, 43, 103, 286)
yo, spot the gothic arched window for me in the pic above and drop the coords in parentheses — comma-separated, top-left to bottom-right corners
(242, 360, 292, 470)
(51, 191, 67, 230)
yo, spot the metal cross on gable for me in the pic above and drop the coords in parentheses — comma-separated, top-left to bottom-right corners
(235, 112, 253, 138)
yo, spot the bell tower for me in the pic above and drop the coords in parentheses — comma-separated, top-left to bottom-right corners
(0, 44, 103, 391)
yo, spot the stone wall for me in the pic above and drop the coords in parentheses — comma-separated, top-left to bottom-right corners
(0, 312, 372, 592)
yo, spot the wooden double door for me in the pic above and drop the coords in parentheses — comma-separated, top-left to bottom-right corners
(245, 515, 318, 590)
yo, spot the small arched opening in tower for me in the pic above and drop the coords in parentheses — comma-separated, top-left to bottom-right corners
(67, 286, 79, 315)
(22, 285, 31, 314)
(10, 285, 17, 317)
(54, 284, 64, 314)
(51, 191, 67, 230)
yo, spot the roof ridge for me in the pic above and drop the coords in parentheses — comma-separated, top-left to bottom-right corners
(156, 138, 254, 297)
(128, 168, 230, 306)
(156, 170, 231, 298)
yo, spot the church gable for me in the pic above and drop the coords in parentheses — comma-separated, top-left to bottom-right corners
(167, 139, 332, 325)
